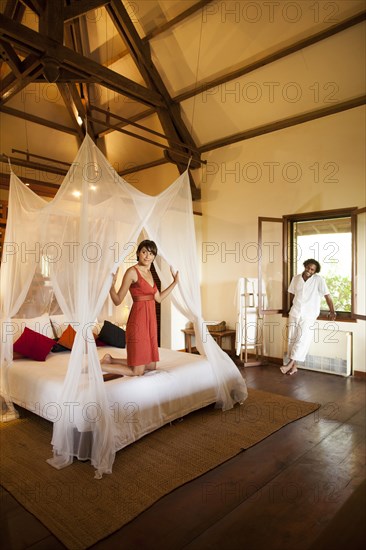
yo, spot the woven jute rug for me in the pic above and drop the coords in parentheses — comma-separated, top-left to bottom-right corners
(0, 389, 319, 549)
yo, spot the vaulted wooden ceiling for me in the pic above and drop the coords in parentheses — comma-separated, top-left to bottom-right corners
(0, 0, 365, 200)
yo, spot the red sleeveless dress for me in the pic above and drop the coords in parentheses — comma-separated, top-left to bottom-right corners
(126, 266, 159, 367)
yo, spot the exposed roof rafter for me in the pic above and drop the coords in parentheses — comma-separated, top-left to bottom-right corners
(64, 0, 111, 23)
(0, 12, 165, 107)
(0, 1, 364, 204)
(199, 96, 366, 153)
(174, 10, 366, 103)
(105, 0, 202, 196)
(0, 104, 81, 136)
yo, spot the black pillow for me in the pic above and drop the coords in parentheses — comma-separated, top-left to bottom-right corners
(98, 321, 126, 348)
(52, 343, 70, 353)
(51, 339, 70, 353)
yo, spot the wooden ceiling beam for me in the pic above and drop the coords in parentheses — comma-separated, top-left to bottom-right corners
(34, 70, 95, 83)
(57, 83, 85, 143)
(3, 0, 25, 20)
(175, 10, 366, 103)
(87, 114, 196, 162)
(199, 96, 366, 153)
(0, 39, 22, 76)
(0, 52, 41, 92)
(39, 0, 64, 43)
(87, 0, 212, 70)
(106, 0, 201, 175)
(67, 83, 87, 122)
(0, 154, 68, 175)
(0, 105, 81, 136)
(20, 0, 45, 16)
(67, 16, 84, 55)
(0, 66, 44, 101)
(10, 148, 70, 166)
(118, 158, 168, 177)
(67, 16, 97, 140)
(0, 173, 60, 197)
(145, 0, 212, 41)
(90, 105, 201, 155)
(0, 13, 164, 107)
(0, 54, 44, 102)
(96, 106, 156, 138)
(64, 0, 111, 23)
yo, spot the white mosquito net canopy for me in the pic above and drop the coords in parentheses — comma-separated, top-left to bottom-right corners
(0, 135, 247, 477)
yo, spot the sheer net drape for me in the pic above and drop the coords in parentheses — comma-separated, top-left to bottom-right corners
(0, 172, 47, 421)
(0, 135, 247, 476)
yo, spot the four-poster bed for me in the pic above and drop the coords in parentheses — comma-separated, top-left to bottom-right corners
(0, 136, 247, 477)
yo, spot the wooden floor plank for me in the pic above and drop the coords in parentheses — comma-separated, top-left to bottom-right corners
(1, 363, 365, 550)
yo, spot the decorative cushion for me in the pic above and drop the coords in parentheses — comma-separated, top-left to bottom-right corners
(25, 315, 54, 338)
(57, 324, 77, 350)
(49, 316, 67, 339)
(8, 315, 54, 343)
(51, 341, 70, 353)
(98, 321, 125, 348)
(12, 351, 25, 360)
(94, 334, 107, 347)
(13, 327, 55, 361)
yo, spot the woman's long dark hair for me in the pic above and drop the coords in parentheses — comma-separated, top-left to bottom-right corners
(136, 240, 157, 260)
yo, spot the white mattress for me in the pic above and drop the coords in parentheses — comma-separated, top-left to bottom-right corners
(8, 347, 220, 452)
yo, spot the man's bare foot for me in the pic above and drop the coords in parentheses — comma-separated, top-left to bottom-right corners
(288, 365, 298, 375)
(280, 360, 295, 374)
(101, 353, 112, 364)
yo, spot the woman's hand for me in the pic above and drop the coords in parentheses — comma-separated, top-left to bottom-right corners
(111, 268, 119, 289)
(170, 267, 179, 285)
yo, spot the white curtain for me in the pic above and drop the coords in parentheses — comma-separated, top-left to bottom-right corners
(0, 172, 47, 421)
(0, 135, 247, 476)
(135, 174, 247, 409)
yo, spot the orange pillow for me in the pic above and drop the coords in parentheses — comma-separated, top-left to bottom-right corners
(57, 324, 76, 350)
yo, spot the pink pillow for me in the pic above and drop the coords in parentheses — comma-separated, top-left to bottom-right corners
(13, 327, 55, 361)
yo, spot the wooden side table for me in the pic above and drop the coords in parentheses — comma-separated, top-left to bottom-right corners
(181, 328, 236, 355)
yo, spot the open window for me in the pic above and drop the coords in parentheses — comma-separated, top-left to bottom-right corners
(353, 207, 366, 321)
(259, 207, 365, 321)
(258, 217, 284, 316)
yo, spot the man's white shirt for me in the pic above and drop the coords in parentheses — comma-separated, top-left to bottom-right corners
(288, 273, 329, 319)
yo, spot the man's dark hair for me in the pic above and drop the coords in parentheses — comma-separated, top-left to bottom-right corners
(303, 258, 321, 273)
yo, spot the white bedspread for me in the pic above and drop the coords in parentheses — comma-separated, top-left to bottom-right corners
(8, 347, 222, 452)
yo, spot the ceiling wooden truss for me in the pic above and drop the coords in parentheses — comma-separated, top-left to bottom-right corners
(0, 0, 365, 200)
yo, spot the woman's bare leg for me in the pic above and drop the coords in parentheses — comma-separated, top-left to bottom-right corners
(101, 353, 127, 366)
(101, 354, 145, 376)
(145, 361, 157, 371)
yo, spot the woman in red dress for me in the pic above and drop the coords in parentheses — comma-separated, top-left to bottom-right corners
(101, 240, 179, 376)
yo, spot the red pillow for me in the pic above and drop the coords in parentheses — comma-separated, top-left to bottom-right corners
(57, 324, 76, 350)
(13, 327, 55, 361)
(95, 338, 107, 347)
(93, 332, 107, 347)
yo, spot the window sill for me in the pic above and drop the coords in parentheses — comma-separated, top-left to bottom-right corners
(318, 315, 356, 323)
(282, 313, 357, 323)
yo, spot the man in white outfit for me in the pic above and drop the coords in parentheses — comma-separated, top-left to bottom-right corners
(281, 259, 336, 375)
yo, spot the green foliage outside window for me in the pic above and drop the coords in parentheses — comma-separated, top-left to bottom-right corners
(321, 272, 352, 312)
